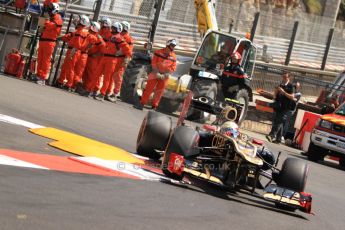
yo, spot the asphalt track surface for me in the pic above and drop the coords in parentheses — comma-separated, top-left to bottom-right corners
(0, 75, 345, 230)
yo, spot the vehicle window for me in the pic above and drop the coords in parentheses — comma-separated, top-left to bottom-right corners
(194, 32, 237, 69)
(243, 45, 256, 77)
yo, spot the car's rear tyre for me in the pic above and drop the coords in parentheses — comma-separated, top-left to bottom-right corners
(136, 111, 172, 160)
(307, 142, 325, 162)
(162, 126, 199, 180)
(276, 158, 309, 192)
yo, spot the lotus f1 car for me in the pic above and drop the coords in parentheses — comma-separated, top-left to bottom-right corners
(136, 92, 313, 214)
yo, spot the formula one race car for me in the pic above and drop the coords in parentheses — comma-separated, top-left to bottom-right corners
(136, 94, 313, 214)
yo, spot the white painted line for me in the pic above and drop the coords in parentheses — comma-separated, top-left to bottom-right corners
(72, 157, 164, 181)
(130, 153, 150, 161)
(0, 154, 48, 169)
(0, 114, 45, 129)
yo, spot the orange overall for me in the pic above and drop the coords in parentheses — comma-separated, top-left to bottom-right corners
(112, 31, 134, 95)
(73, 33, 98, 87)
(140, 47, 177, 108)
(58, 26, 89, 88)
(98, 33, 131, 96)
(83, 33, 105, 93)
(37, 13, 62, 80)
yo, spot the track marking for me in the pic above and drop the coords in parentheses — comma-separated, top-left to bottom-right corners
(30, 127, 144, 164)
(0, 154, 48, 169)
(0, 114, 44, 129)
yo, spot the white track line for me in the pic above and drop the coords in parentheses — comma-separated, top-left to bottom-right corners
(71, 157, 164, 181)
(0, 154, 48, 169)
(0, 114, 45, 129)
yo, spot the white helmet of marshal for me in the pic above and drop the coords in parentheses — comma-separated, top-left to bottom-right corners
(166, 39, 178, 47)
(90, 21, 101, 33)
(112, 22, 123, 33)
(220, 121, 239, 138)
(100, 16, 112, 28)
(50, 3, 59, 14)
(79, 15, 90, 27)
(121, 21, 130, 32)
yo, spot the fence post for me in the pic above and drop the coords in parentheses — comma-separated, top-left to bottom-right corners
(250, 12, 260, 42)
(93, 0, 103, 21)
(321, 28, 334, 71)
(149, 0, 163, 45)
(285, 21, 299, 66)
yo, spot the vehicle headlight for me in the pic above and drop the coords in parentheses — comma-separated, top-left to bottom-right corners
(320, 119, 332, 129)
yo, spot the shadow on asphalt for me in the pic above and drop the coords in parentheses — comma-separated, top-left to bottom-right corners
(160, 175, 309, 220)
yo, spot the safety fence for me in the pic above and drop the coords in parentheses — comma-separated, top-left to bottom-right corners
(252, 63, 344, 99)
(59, 0, 345, 72)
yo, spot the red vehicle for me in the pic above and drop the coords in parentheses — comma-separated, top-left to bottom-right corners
(308, 101, 345, 167)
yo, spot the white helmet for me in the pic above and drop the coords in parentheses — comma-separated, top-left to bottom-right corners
(121, 21, 130, 32)
(220, 121, 239, 138)
(50, 3, 59, 14)
(90, 21, 101, 33)
(79, 15, 90, 27)
(111, 22, 123, 33)
(100, 17, 111, 28)
(166, 39, 178, 47)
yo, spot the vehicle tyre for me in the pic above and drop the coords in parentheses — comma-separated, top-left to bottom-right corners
(136, 111, 172, 160)
(120, 57, 150, 104)
(276, 158, 309, 192)
(234, 88, 249, 124)
(187, 79, 217, 122)
(162, 126, 199, 180)
(158, 98, 180, 114)
(307, 142, 325, 162)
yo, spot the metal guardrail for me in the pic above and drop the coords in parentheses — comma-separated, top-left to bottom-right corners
(59, 3, 345, 72)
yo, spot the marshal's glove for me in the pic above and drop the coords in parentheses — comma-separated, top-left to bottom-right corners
(156, 73, 165, 80)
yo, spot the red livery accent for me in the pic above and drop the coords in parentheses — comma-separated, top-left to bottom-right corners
(300, 192, 313, 214)
(167, 153, 185, 175)
(203, 124, 217, 132)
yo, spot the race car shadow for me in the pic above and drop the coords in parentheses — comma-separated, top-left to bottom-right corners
(161, 176, 308, 220)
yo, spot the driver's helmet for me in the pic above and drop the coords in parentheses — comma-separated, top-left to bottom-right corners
(231, 52, 241, 64)
(220, 121, 239, 138)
